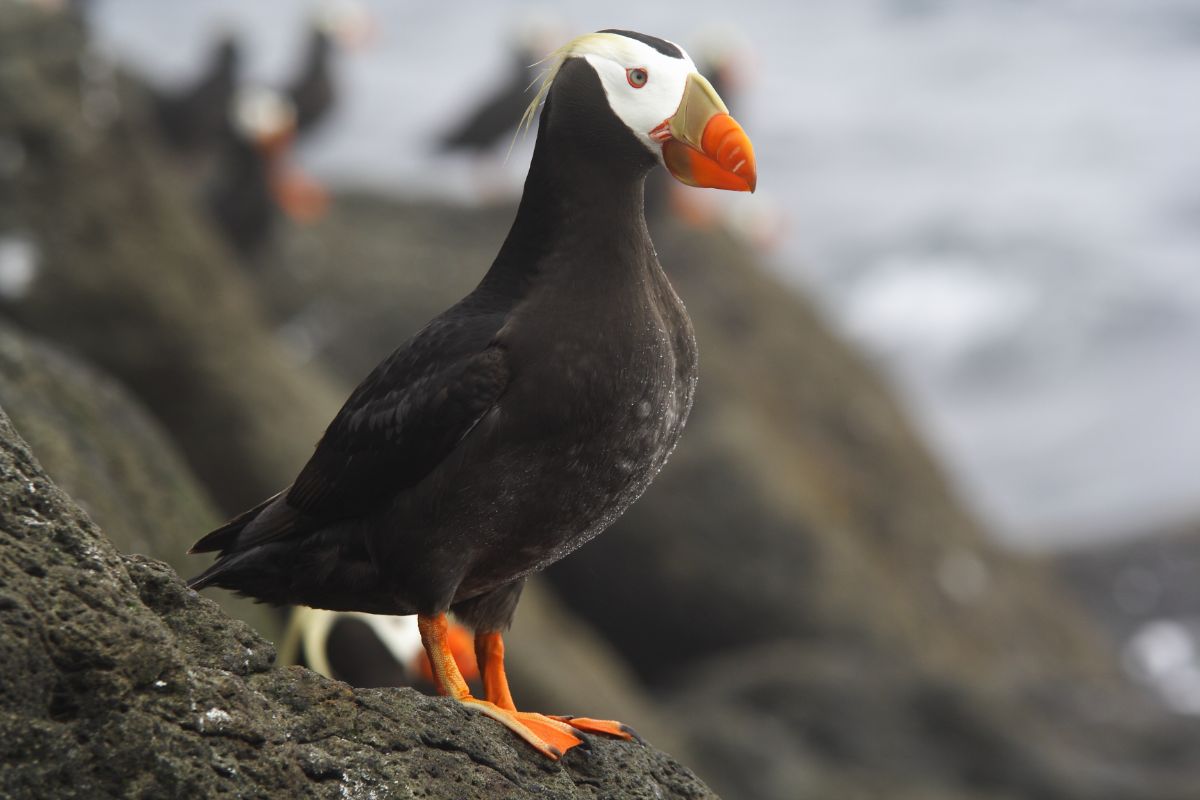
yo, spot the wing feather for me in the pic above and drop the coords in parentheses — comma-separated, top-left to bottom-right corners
(287, 341, 509, 521)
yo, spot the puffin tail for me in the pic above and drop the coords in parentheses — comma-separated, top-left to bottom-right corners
(186, 554, 236, 591)
(188, 490, 285, 555)
(187, 489, 309, 593)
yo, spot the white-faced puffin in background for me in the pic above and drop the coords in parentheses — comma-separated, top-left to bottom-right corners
(436, 18, 564, 156)
(206, 87, 329, 257)
(188, 29, 756, 758)
(279, 608, 479, 689)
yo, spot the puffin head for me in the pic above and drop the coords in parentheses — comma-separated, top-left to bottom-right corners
(524, 30, 757, 193)
(313, 0, 375, 49)
(231, 86, 297, 155)
(231, 87, 329, 222)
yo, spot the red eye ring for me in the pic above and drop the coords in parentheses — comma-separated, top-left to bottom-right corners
(626, 67, 648, 88)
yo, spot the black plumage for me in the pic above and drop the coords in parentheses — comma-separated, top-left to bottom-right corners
(152, 34, 240, 155)
(437, 48, 540, 154)
(287, 26, 336, 136)
(205, 121, 278, 256)
(190, 54, 697, 634)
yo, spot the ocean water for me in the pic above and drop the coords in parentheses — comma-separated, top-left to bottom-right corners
(90, 0, 1200, 550)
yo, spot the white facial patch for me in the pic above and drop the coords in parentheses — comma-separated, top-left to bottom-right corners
(577, 37, 696, 154)
(231, 86, 296, 140)
(522, 32, 697, 157)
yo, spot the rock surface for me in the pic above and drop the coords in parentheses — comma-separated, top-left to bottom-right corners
(0, 320, 281, 639)
(0, 405, 717, 799)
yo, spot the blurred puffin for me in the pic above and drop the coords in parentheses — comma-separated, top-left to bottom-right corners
(280, 608, 479, 689)
(206, 87, 327, 257)
(436, 19, 563, 155)
(152, 32, 241, 156)
(286, 0, 373, 139)
(189, 30, 755, 758)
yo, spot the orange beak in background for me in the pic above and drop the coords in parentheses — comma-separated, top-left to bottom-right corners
(658, 72, 756, 193)
(270, 167, 330, 224)
(254, 128, 330, 224)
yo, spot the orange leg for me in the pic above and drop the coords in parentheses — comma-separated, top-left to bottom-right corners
(416, 620, 478, 684)
(474, 630, 516, 711)
(474, 630, 636, 743)
(417, 614, 581, 759)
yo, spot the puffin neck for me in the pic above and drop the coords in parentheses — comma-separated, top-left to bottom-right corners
(481, 65, 658, 298)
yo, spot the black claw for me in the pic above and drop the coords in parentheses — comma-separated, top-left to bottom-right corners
(620, 724, 646, 745)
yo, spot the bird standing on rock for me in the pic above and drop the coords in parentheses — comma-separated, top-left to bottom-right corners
(189, 29, 756, 759)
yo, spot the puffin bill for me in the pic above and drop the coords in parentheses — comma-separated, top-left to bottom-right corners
(188, 29, 756, 759)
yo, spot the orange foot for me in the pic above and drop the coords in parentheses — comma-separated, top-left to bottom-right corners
(418, 615, 639, 760)
(463, 698, 584, 758)
(549, 715, 638, 741)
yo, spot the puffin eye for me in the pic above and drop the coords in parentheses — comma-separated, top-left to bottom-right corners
(626, 67, 648, 88)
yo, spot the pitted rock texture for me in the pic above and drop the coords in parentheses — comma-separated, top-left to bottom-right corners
(0, 408, 717, 800)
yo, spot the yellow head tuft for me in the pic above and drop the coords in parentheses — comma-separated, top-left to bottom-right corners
(510, 32, 640, 153)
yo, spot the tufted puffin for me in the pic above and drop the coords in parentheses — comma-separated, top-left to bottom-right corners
(189, 29, 756, 759)
(206, 87, 328, 257)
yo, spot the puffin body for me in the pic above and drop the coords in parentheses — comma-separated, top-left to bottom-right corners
(206, 88, 328, 257)
(190, 30, 755, 758)
(153, 34, 240, 155)
(287, 27, 335, 135)
(286, 0, 371, 137)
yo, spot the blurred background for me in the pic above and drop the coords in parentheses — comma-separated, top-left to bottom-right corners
(2, 0, 1200, 797)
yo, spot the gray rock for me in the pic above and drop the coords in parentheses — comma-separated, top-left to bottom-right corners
(0, 405, 718, 799)
(1056, 522, 1200, 641)
(672, 642, 1200, 800)
(0, 319, 281, 639)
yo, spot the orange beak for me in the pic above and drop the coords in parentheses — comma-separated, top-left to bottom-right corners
(659, 72, 756, 193)
(255, 127, 330, 224)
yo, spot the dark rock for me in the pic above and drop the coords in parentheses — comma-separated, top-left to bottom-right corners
(673, 642, 1200, 800)
(1056, 522, 1200, 640)
(0, 405, 718, 799)
(0, 319, 281, 639)
(1055, 522, 1200, 719)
